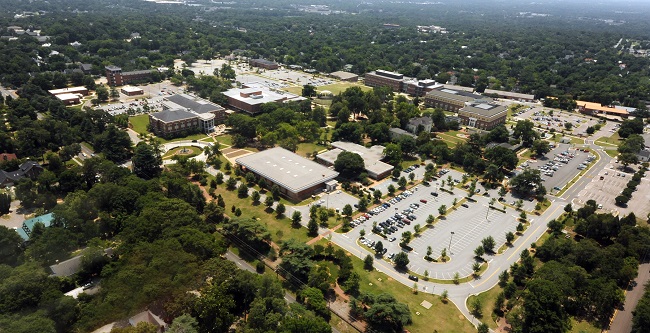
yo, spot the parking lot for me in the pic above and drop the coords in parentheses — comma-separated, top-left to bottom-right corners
(236, 74, 289, 89)
(94, 82, 184, 116)
(350, 177, 520, 279)
(515, 107, 600, 137)
(577, 165, 650, 218)
(518, 143, 595, 193)
(260, 69, 333, 87)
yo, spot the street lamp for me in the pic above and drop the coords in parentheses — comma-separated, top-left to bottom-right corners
(448, 231, 455, 253)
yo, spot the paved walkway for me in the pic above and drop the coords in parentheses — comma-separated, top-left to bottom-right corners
(608, 262, 650, 333)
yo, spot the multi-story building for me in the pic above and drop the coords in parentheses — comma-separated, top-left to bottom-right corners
(105, 65, 153, 86)
(457, 100, 508, 130)
(148, 94, 225, 137)
(317, 141, 394, 180)
(364, 70, 441, 96)
(222, 86, 305, 115)
(424, 88, 486, 112)
(406, 116, 433, 134)
(364, 70, 404, 91)
(249, 58, 279, 70)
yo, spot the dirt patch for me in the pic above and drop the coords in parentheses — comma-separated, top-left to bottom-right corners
(226, 149, 253, 158)
(222, 147, 238, 154)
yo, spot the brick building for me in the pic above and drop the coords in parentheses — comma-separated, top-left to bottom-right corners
(364, 70, 404, 91)
(148, 94, 225, 137)
(458, 101, 507, 130)
(249, 58, 279, 70)
(105, 65, 153, 86)
(424, 88, 486, 112)
(222, 87, 305, 115)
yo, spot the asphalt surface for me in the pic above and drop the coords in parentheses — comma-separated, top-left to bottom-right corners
(608, 263, 650, 333)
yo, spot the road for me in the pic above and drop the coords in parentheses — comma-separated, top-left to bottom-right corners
(608, 263, 650, 333)
(328, 198, 567, 324)
(561, 141, 614, 201)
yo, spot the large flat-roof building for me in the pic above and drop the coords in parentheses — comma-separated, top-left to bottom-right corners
(330, 71, 359, 82)
(458, 100, 508, 130)
(576, 101, 630, 118)
(148, 94, 225, 137)
(483, 89, 535, 102)
(55, 93, 81, 105)
(48, 86, 89, 96)
(222, 87, 305, 114)
(236, 147, 339, 201)
(364, 70, 441, 96)
(250, 58, 279, 70)
(424, 88, 487, 112)
(317, 141, 394, 180)
(364, 70, 404, 91)
(121, 86, 144, 96)
(105, 65, 153, 86)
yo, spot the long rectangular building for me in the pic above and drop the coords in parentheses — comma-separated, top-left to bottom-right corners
(105, 65, 153, 86)
(364, 70, 441, 96)
(236, 147, 339, 201)
(222, 87, 305, 114)
(424, 88, 486, 111)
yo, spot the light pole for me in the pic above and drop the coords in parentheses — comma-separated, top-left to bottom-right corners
(448, 231, 455, 253)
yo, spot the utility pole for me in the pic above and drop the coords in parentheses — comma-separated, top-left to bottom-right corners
(448, 231, 455, 253)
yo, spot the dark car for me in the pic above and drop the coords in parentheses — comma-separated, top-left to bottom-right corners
(431, 192, 438, 197)
(408, 275, 419, 282)
(461, 203, 469, 208)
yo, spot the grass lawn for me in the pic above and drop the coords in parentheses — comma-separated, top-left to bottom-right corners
(570, 318, 601, 333)
(283, 86, 303, 95)
(466, 285, 503, 329)
(316, 239, 477, 333)
(162, 146, 202, 159)
(129, 114, 149, 134)
(214, 134, 233, 146)
(400, 157, 422, 170)
(604, 149, 618, 158)
(211, 183, 311, 245)
(436, 133, 467, 146)
(316, 82, 371, 95)
(595, 132, 622, 147)
(314, 98, 333, 107)
(295, 142, 327, 158)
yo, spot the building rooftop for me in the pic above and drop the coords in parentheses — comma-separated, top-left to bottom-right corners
(165, 93, 224, 114)
(577, 101, 629, 115)
(320, 141, 394, 176)
(426, 88, 485, 102)
(408, 116, 433, 127)
(370, 69, 404, 80)
(223, 87, 303, 106)
(459, 101, 508, 118)
(121, 86, 143, 93)
(48, 86, 88, 95)
(49, 255, 83, 277)
(55, 93, 81, 101)
(105, 65, 121, 71)
(236, 147, 338, 193)
(390, 127, 417, 138)
(330, 71, 358, 80)
(122, 69, 153, 76)
(150, 109, 197, 123)
(484, 89, 535, 100)
(251, 58, 278, 66)
(16, 213, 54, 240)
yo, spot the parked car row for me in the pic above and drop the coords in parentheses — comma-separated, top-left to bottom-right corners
(404, 164, 420, 173)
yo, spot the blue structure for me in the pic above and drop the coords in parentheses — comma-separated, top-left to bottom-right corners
(16, 213, 54, 241)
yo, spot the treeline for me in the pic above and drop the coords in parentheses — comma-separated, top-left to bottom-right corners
(493, 202, 650, 332)
(1, 0, 650, 107)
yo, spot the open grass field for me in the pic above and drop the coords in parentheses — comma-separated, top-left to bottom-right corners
(604, 149, 618, 158)
(315, 239, 476, 333)
(129, 114, 149, 134)
(283, 86, 303, 95)
(214, 134, 233, 146)
(316, 82, 371, 95)
(295, 142, 327, 158)
(211, 180, 312, 245)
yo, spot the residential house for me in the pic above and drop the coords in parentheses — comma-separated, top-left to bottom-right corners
(406, 116, 433, 134)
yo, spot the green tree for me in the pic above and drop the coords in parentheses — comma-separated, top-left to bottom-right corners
(438, 204, 447, 216)
(251, 190, 261, 204)
(362, 293, 412, 333)
(276, 203, 286, 217)
(307, 218, 319, 237)
(264, 195, 275, 209)
(531, 139, 551, 156)
(506, 231, 515, 244)
(334, 151, 365, 179)
(0, 225, 23, 266)
(342, 204, 353, 217)
(482, 236, 496, 253)
(521, 279, 571, 333)
(237, 183, 249, 198)
(364, 254, 374, 270)
(291, 210, 302, 228)
(474, 245, 485, 259)
(388, 184, 396, 196)
(398, 176, 407, 189)
(302, 84, 317, 98)
(393, 252, 410, 270)
(168, 314, 199, 333)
